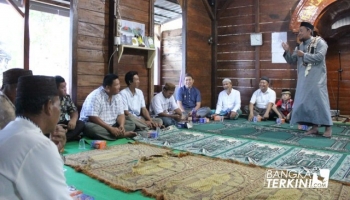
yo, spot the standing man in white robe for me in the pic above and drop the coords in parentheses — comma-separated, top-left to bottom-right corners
(282, 21, 332, 137)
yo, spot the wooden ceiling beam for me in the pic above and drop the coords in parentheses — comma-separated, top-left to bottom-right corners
(216, 0, 233, 20)
(201, 0, 214, 21)
(5, 0, 24, 17)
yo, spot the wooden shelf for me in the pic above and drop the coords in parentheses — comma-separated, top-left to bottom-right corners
(117, 45, 156, 68)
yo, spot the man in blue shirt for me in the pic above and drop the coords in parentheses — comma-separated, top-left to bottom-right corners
(176, 73, 210, 118)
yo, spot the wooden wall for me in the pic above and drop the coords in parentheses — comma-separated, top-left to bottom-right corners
(216, 0, 300, 109)
(326, 37, 350, 115)
(71, 0, 109, 106)
(215, 0, 350, 115)
(161, 28, 182, 86)
(112, 0, 152, 104)
(183, 0, 212, 107)
(71, 0, 152, 106)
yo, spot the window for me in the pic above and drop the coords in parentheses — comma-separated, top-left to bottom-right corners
(0, 1, 70, 91)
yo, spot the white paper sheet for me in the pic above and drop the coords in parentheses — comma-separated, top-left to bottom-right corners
(271, 32, 287, 63)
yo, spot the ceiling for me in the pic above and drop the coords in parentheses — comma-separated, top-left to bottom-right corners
(154, 0, 182, 25)
(316, 0, 350, 39)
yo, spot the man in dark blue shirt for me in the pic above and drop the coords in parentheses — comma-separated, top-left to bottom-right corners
(176, 73, 210, 118)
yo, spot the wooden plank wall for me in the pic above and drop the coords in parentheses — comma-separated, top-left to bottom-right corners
(326, 38, 350, 115)
(72, 0, 152, 106)
(216, 0, 300, 109)
(216, 0, 350, 115)
(161, 29, 182, 87)
(184, 0, 212, 107)
(113, 0, 151, 104)
(72, 0, 109, 106)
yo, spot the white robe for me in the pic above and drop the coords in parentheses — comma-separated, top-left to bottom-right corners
(283, 37, 333, 126)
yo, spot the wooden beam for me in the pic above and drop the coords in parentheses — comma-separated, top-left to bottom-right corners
(216, 0, 232, 20)
(5, 0, 24, 17)
(23, 0, 29, 70)
(177, 0, 184, 10)
(181, 0, 187, 86)
(211, 0, 217, 108)
(70, 0, 78, 105)
(149, 0, 155, 104)
(31, 0, 70, 9)
(254, 0, 260, 84)
(201, 0, 214, 21)
(108, 0, 114, 73)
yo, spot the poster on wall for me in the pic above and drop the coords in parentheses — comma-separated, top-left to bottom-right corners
(119, 19, 145, 38)
(271, 32, 287, 63)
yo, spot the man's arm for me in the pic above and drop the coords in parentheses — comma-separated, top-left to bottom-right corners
(263, 102, 274, 119)
(232, 91, 241, 112)
(248, 103, 254, 121)
(141, 107, 152, 121)
(177, 100, 186, 112)
(68, 110, 79, 130)
(194, 102, 201, 111)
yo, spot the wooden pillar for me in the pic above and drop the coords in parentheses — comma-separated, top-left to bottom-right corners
(24, 0, 30, 70)
(254, 0, 260, 84)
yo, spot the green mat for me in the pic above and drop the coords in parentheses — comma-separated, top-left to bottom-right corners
(133, 119, 350, 183)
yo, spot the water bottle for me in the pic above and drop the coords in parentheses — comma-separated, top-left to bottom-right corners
(276, 118, 281, 125)
(253, 116, 257, 123)
(156, 127, 160, 138)
(78, 138, 86, 149)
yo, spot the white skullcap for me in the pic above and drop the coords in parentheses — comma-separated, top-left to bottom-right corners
(222, 78, 231, 83)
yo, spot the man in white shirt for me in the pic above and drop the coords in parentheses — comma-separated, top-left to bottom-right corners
(150, 82, 182, 127)
(244, 76, 276, 121)
(120, 71, 162, 131)
(0, 75, 72, 200)
(80, 74, 137, 140)
(212, 78, 242, 120)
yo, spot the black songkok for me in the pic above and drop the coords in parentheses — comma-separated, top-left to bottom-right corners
(17, 76, 58, 99)
(2, 68, 33, 85)
(260, 76, 270, 84)
(300, 22, 314, 31)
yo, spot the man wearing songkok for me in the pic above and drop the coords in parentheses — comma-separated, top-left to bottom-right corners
(80, 74, 137, 140)
(150, 82, 183, 127)
(120, 71, 163, 133)
(0, 68, 32, 129)
(282, 21, 332, 137)
(244, 76, 276, 121)
(0, 75, 72, 199)
(212, 78, 242, 120)
(55, 75, 85, 141)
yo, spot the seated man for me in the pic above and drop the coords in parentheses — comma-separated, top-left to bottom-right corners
(212, 78, 242, 120)
(150, 82, 182, 127)
(80, 74, 136, 140)
(272, 89, 293, 121)
(176, 73, 211, 117)
(120, 71, 162, 132)
(0, 75, 72, 199)
(244, 76, 276, 121)
(55, 75, 85, 141)
(0, 68, 32, 129)
(0, 69, 66, 152)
